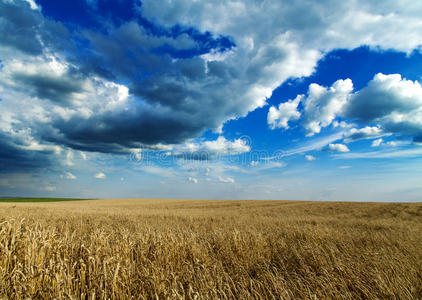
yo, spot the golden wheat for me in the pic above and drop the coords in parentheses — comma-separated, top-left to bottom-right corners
(0, 199, 421, 299)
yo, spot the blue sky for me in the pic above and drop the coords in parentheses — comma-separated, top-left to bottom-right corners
(1, 0, 422, 201)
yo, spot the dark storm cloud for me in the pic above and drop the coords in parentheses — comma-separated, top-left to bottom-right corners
(130, 75, 203, 110)
(12, 72, 85, 104)
(43, 106, 207, 153)
(0, 132, 54, 173)
(174, 57, 206, 80)
(0, 0, 69, 55)
(0, 0, 43, 54)
(80, 21, 199, 79)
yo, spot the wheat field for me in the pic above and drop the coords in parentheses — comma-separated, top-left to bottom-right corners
(0, 199, 421, 299)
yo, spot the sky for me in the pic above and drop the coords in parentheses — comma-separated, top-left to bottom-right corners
(1, 0, 422, 201)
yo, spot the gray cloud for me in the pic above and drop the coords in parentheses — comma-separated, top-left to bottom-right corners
(0, 0, 43, 55)
(344, 74, 422, 137)
(45, 105, 206, 153)
(0, 131, 55, 173)
(0, 0, 69, 55)
(344, 74, 422, 122)
(12, 72, 85, 104)
(140, 0, 422, 53)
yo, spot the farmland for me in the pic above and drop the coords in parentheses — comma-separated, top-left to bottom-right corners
(0, 199, 421, 299)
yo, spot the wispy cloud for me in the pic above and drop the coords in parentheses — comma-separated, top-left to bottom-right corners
(263, 131, 345, 160)
(334, 147, 422, 159)
(218, 176, 235, 183)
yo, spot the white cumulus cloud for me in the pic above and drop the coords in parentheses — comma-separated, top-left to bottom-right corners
(268, 95, 301, 129)
(323, 143, 350, 152)
(94, 172, 106, 179)
(302, 79, 353, 136)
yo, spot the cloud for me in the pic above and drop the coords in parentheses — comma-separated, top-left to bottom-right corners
(0, 130, 58, 173)
(344, 74, 422, 137)
(343, 126, 390, 143)
(271, 73, 422, 143)
(12, 70, 85, 105)
(266, 131, 346, 159)
(140, 0, 422, 53)
(305, 155, 316, 161)
(268, 95, 301, 129)
(64, 172, 76, 179)
(218, 176, 235, 183)
(0, 0, 69, 55)
(80, 151, 87, 160)
(25, 0, 40, 10)
(371, 139, 383, 147)
(65, 151, 74, 167)
(334, 148, 422, 159)
(344, 74, 422, 122)
(385, 141, 401, 147)
(333, 121, 351, 129)
(0, 55, 88, 106)
(173, 136, 250, 160)
(93, 172, 106, 179)
(302, 79, 353, 136)
(371, 138, 408, 147)
(268, 78, 354, 136)
(323, 143, 350, 152)
(0, 0, 44, 55)
(188, 177, 198, 184)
